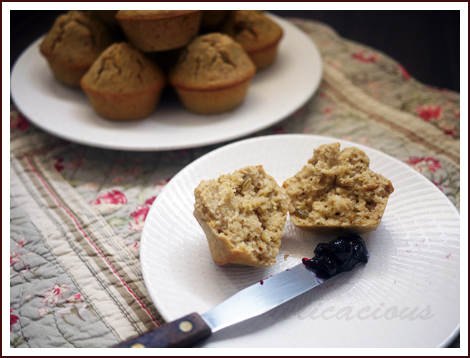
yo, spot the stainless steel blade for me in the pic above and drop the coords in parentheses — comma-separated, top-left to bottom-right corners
(115, 234, 368, 347)
(201, 263, 323, 332)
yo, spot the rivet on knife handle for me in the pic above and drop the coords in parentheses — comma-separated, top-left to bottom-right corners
(112, 312, 212, 348)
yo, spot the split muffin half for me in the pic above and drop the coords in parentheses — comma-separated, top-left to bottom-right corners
(283, 143, 394, 234)
(194, 165, 288, 267)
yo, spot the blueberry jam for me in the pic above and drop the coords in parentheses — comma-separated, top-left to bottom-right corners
(302, 234, 369, 280)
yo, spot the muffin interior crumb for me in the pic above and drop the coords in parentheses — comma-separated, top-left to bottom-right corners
(194, 166, 288, 266)
(283, 143, 394, 230)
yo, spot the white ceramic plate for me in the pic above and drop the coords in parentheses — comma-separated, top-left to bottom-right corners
(10, 15, 321, 151)
(141, 134, 460, 348)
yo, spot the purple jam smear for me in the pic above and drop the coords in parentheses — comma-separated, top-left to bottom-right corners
(302, 234, 369, 280)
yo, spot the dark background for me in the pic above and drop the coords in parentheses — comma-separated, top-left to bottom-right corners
(10, 10, 460, 92)
(9, 10, 461, 348)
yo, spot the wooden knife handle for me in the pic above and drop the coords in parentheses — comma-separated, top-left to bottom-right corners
(112, 312, 212, 348)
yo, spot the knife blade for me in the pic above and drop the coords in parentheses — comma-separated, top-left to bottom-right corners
(112, 263, 328, 348)
(113, 233, 369, 348)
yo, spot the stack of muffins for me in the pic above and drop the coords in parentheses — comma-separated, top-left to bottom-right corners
(40, 10, 284, 121)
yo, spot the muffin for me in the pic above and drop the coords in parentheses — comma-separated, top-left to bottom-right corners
(221, 10, 283, 70)
(40, 11, 115, 87)
(194, 165, 289, 267)
(283, 143, 394, 234)
(115, 10, 202, 52)
(169, 33, 256, 114)
(80, 42, 166, 121)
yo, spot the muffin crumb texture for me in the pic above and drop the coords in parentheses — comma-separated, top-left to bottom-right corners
(194, 165, 288, 267)
(283, 143, 394, 234)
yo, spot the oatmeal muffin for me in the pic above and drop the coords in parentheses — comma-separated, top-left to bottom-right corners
(115, 10, 202, 52)
(40, 11, 115, 87)
(283, 143, 394, 234)
(221, 10, 283, 70)
(194, 165, 289, 267)
(169, 33, 256, 114)
(80, 42, 166, 121)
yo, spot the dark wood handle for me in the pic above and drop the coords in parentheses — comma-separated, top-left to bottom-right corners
(112, 312, 212, 348)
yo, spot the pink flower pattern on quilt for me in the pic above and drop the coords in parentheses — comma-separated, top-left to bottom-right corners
(351, 49, 378, 63)
(10, 308, 19, 332)
(414, 104, 442, 122)
(403, 156, 442, 173)
(40, 283, 70, 306)
(10, 250, 22, 266)
(129, 205, 150, 232)
(91, 190, 127, 212)
(10, 110, 30, 131)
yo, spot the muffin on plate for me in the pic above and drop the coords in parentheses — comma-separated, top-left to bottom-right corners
(283, 143, 394, 234)
(194, 165, 289, 267)
(80, 42, 166, 121)
(221, 10, 283, 70)
(169, 33, 256, 114)
(40, 10, 115, 87)
(115, 10, 202, 52)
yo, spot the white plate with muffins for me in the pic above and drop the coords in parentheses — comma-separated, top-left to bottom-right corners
(10, 11, 322, 151)
(140, 134, 460, 348)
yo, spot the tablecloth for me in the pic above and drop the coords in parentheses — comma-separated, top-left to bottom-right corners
(9, 18, 460, 348)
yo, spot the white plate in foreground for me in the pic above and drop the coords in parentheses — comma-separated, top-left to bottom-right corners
(10, 15, 321, 151)
(141, 134, 460, 348)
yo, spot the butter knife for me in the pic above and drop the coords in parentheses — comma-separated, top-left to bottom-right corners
(113, 263, 337, 348)
(113, 233, 369, 348)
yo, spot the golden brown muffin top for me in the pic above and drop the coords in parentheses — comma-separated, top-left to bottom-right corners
(115, 10, 200, 20)
(221, 10, 283, 53)
(169, 33, 256, 90)
(40, 11, 115, 67)
(80, 42, 166, 94)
